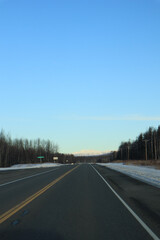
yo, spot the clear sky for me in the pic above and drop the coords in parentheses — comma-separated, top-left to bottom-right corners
(0, 0, 160, 154)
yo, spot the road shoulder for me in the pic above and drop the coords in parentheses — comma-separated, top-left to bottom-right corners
(93, 164, 160, 238)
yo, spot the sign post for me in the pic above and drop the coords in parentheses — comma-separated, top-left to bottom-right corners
(53, 157, 58, 163)
(37, 156, 44, 163)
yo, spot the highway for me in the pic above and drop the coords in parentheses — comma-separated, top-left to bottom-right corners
(0, 164, 160, 240)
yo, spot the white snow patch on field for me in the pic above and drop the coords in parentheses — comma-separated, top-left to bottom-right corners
(97, 163, 160, 188)
(0, 163, 62, 171)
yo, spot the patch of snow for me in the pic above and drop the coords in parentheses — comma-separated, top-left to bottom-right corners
(0, 163, 62, 171)
(97, 163, 160, 188)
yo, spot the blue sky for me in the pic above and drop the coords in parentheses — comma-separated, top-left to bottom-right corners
(0, 0, 160, 154)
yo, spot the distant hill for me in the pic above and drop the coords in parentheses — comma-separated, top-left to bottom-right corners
(73, 150, 111, 157)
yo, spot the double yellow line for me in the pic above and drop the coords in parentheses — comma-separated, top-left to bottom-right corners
(0, 165, 79, 224)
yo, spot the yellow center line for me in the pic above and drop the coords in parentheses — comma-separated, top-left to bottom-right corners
(0, 165, 79, 224)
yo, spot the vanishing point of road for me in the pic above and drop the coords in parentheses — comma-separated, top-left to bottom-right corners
(0, 164, 160, 240)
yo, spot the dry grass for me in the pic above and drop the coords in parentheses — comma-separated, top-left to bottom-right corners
(112, 160, 160, 170)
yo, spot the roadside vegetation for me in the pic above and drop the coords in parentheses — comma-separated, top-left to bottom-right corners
(116, 126, 160, 161)
(82, 125, 160, 166)
(1, 125, 160, 167)
(0, 130, 75, 167)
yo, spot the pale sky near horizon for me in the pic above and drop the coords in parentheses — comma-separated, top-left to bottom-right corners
(0, 0, 160, 154)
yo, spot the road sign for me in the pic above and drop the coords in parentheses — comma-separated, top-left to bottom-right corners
(37, 156, 44, 159)
(53, 157, 58, 160)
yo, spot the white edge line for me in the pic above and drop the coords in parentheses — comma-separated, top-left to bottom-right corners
(91, 164, 160, 240)
(0, 167, 60, 187)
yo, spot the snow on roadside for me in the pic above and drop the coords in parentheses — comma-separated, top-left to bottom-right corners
(97, 163, 160, 188)
(0, 163, 62, 171)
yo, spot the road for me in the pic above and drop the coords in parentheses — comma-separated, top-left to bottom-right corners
(0, 164, 160, 240)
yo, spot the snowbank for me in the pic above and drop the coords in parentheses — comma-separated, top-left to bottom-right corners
(0, 163, 62, 171)
(97, 163, 160, 188)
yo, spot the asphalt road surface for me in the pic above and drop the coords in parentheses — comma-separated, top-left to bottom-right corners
(0, 164, 160, 240)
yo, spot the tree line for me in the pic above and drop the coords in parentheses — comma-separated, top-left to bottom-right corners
(0, 130, 59, 167)
(116, 126, 160, 161)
